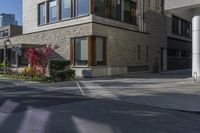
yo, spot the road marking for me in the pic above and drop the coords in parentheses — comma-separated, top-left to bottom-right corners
(76, 81, 86, 96)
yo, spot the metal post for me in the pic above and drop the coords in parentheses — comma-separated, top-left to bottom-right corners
(15, 48, 19, 79)
(3, 41, 6, 76)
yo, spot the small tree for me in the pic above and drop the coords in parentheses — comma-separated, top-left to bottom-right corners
(26, 45, 54, 74)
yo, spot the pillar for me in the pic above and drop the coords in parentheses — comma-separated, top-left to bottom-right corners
(192, 9, 200, 81)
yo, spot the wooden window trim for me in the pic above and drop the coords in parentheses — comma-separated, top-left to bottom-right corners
(70, 38, 75, 66)
(88, 36, 96, 66)
(71, 36, 107, 67)
(38, 2, 46, 25)
(46, 1, 49, 23)
(57, 0, 61, 20)
(90, 0, 94, 14)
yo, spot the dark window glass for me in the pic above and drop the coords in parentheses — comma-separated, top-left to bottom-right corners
(172, 16, 179, 34)
(49, 0, 57, 22)
(61, 0, 71, 19)
(2, 30, 8, 37)
(168, 49, 180, 58)
(75, 37, 88, 65)
(94, 0, 107, 17)
(111, 0, 121, 20)
(77, 0, 90, 17)
(39, 3, 46, 25)
(124, 0, 136, 25)
(172, 16, 191, 38)
(180, 50, 191, 58)
(181, 20, 191, 37)
(185, 22, 191, 37)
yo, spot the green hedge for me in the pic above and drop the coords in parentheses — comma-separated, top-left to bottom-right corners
(48, 60, 75, 81)
(55, 69, 75, 81)
(48, 60, 70, 71)
(0, 63, 4, 69)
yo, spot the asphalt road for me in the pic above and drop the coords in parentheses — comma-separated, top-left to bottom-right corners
(0, 72, 200, 133)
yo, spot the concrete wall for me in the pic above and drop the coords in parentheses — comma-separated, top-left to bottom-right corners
(165, 0, 200, 10)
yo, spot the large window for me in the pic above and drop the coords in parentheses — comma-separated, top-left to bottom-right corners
(94, 0, 107, 17)
(72, 36, 106, 66)
(75, 37, 88, 65)
(77, 0, 90, 17)
(181, 20, 191, 37)
(96, 37, 105, 65)
(172, 16, 191, 38)
(124, 0, 137, 25)
(0, 30, 9, 38)
(49, 0, 57, 23)
(172, 16, 179, 35)
(168, 49, 180, 58)
(38, 0, 137, 26)
(94, 0, 121, 20)
(39, 3, 46, 25)
(111, 0, 121, 20)
(61, 0, 71, 19)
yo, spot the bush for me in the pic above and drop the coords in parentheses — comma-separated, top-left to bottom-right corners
(21, 67, 45, 80)
(48, 60, 70, 71)
(48, 60, 72, 80)
(0, 63, 4, 70)
(54, 69, 75, 81)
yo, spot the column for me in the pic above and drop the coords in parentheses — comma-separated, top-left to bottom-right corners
(192, 9, 200, 81)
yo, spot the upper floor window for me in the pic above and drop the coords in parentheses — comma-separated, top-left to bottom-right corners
(0, 30, 9, 38)
(124, 0, 137, 25)
(61, 0, 72, 19)
(172, 16, 179, 35)
(172, 16, 191, 38)
(111, 0, 121, 20)
(49, 0, 57, 23)
(94, 0, 107, 17)
(77, 0, 90, 17)
(39, 3, 46, 25)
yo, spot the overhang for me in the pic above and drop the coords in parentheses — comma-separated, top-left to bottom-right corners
(165, 0, 200, 20)
(0, 44, 46, 49)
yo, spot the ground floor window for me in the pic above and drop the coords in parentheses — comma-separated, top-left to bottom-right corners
(96, 37, 105, 65)
(75, 37, 88, 65)
(71, 36, 106, 66)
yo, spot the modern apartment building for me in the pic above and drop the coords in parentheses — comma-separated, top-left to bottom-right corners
(165, 0, 200, 80)
(0, 0, 192, 77)
(0, 13, 18, 27)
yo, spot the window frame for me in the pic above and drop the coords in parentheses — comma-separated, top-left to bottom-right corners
(124, 0, 137, 25)
(60, 0, 72, 20)
(38, 2, 46, 25)
(76, 0, 90, 17)
(48, 0, 58, 23)
(172, 15, 191, 38)
(71, 36, 107, 67)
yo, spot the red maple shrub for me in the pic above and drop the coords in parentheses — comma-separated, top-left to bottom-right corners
(26, 46, 54, 74)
